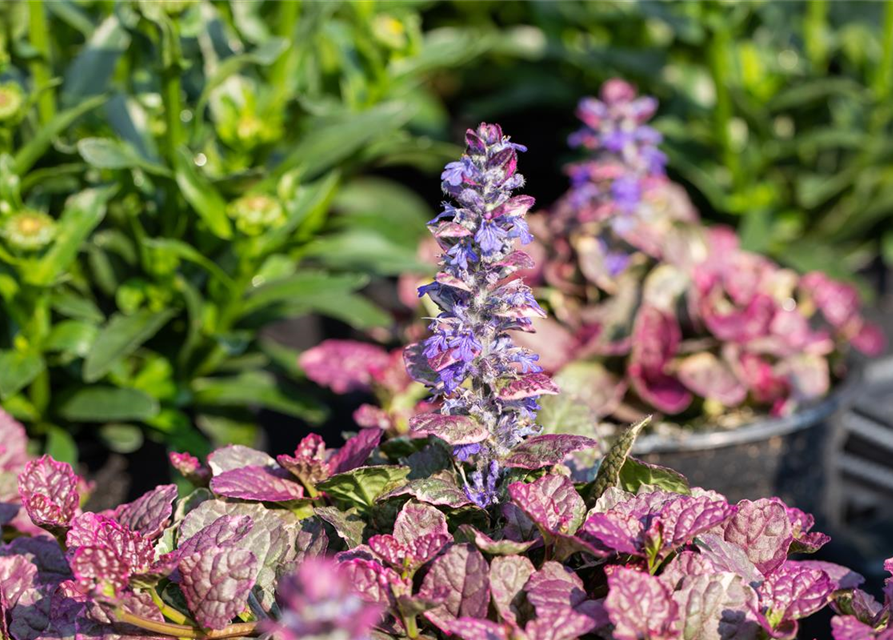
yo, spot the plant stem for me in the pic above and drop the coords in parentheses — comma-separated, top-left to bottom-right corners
(403, 613, 419, 640)
(804, 0, 828, 73)
(28, 0, 56, 124)
(148, 589, 191, 626)
(115, 610, 259, 639)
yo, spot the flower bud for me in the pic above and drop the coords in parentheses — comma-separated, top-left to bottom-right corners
(1, 210, 56, 251)
(226, 194, 285, 236)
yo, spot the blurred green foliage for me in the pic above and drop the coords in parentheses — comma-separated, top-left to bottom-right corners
(0, 0, 491, 461)
(428, 0, 893, 281)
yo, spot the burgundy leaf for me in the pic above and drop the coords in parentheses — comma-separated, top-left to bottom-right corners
(409, 413, 488, 446)
(113, 484, 177, 539)
(465, 526, 536, 556)
(176, 515, 254, 558)
(442, 618, 510, 640)
(579, 511, 642, 556)
(69, 546, 130, 595)
(723, 499, 792, 576)
(328, 428, 383, 475)
(17, 456, 80, 531)
(502, 435, 598, 470)
(831, 616, 893, 640)
(697, 533, 763, 588)
(210, 466, 304, 502)
(605, 567, 679, 640)
(658, 495, 736, 550)
(419, 544, 490, 625)
(179, 547, 260, 630)
(168, 452, 210, 484)
(526, 561, 590, 614)
(498, 373, 560, 400)
(338, 558, 410, 607)
(508, 475, 586, 535)
(277, 433, 329, 485)
(660, 551, 717, 590)
(502, 502, 541, 543)
(628, 305, 692, 414)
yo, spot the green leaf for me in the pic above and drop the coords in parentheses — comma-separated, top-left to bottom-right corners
(266, 102, 415, 186)
(240, 271, 367, 317)
(317, 465, 411, 510)
(57, 386, 160, 422)
(0, 351, 45, 400)
(191, 371, 327, 423)
(617, 457, 691, 496)
(46, 426, 78, 466)
(77, 137, 170, 176)
(173, 147, 232, 239)
(83, 309, 176, 383)
(301, 292, 391, 330)
(738, 208, 773, 254)
(314, 506, 366, 547)
(588, 417, 651, 503)
(144, 238, 234, 288)
(390, 27, 492, 81)
(262, 171, 341, 251)
(98, 423, 144, 454)
(332, 177, 432, 247)
(301, 230, 431, 276)
(62, 15, 130, 101)
(50, 291, 104, 323)
(27, 186, 117, 286)
(44, 320, 99, 357)
(14, 95, 108, 175)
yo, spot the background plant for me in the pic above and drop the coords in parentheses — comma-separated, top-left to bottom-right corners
(424, 1, 893, 284)
(0, 0, 492, 465)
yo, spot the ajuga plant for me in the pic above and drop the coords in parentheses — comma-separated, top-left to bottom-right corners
(2, 393, 887, 640)
(528, 79, 885, 429)
(0, 0, 480, 460)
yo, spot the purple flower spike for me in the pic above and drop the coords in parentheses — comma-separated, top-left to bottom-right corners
(408, 123, 557, 504)
(265, 557, 382, 640)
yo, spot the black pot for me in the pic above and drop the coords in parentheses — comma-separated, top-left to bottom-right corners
(631, 374, 861, 516)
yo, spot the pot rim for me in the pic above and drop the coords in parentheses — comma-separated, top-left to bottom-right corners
(631, 367, 863, 454)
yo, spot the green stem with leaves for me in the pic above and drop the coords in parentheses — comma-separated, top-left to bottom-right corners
(28, 0, 55, 124)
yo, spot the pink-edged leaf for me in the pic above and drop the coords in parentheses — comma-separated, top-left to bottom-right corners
(658, 495, 736, 550)
(176, 515, 254, 558)
(498, 373, 559, 400)
(328, 428, 383, 475)
(507, 475, 586, 535)
(464, 526, 536, 556)
(723, 499, 792, 576)
(758, 561, 834, 623)
(605, 567, 679, 640)
(0, 555, 38, 613)
(338, 557, 410, 606)
(796, 561, 864, 591)
(494, 195, 535, 218)
(672, 573, 761, 640)
(0, 536, 69, 580)
(210, 466, 304, 502)
(419, 544, 490, 624)
(113, 484, 177, 539)
(379, 472, 472, 509)
(178, 547, 259, 630)
(403, 343, 440, 386)
(831, 616, 893, 640)
(525, 604, 610, 640)
(277, 433, 329, 485)
(852, 322, 886, 357)
(442, 618, 510, 640)
(526, 561, 590, 614)
(660, 551, 717, 590)
(298, 339, 391, 394)
(409, 413, 488, 446)
(394, 501, 449, 542)
(169, 452, 210, 484)
(17, 455, 80, 530)
(436, 272, 472, 292)
(434, 221, 472, 239)
(69, 545, 130, 595)
(65, 513, 155, 577)
(369, 532, 451, 571)
(629, 362, 692, 414)
(207, 445, 275, 476)
(502, 434, 598, 470)
(786, 506, 831, 554)
(696, 533, 763, 588)
(496, 251, 536, 273)
(579, 511, 642, 556)
(489, 555, 535, 627)
(676, 352, 747, 406)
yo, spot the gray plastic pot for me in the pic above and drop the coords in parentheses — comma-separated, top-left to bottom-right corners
(631, 373, 861, 517)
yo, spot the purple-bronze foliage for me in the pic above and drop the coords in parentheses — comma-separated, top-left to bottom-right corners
(406, 123, 564, 507)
